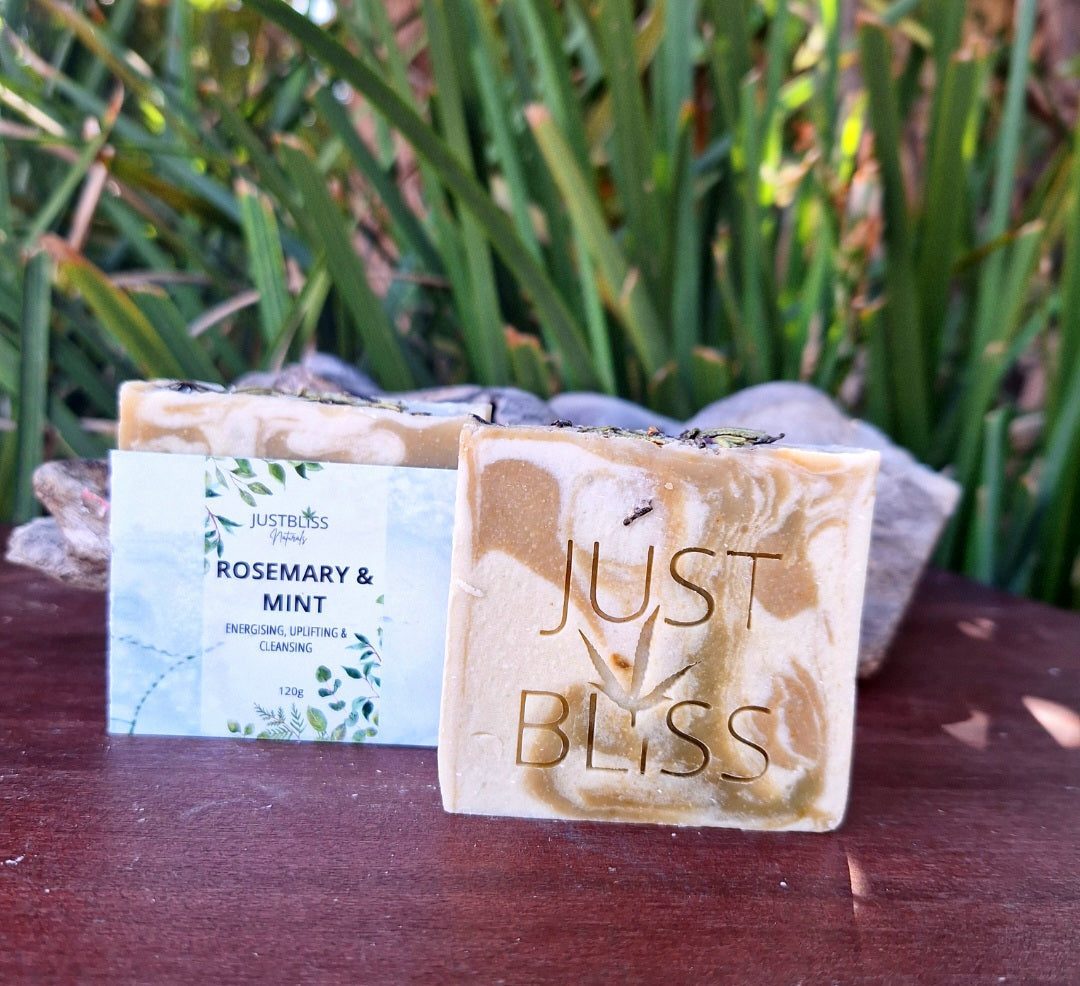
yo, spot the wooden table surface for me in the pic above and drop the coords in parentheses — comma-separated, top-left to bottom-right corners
(1, 537, 1078, 984)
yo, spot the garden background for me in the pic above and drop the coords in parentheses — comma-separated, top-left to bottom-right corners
(0, 0, 1078, 608)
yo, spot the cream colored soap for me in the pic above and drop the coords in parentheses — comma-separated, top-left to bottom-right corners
(118, 380, 490, 469)
(439, 424, 879, 831)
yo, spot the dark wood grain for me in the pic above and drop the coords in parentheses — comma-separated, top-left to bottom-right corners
(1, 530, 1077, 984)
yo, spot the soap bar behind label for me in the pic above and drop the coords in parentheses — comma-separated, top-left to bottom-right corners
(109, 451, 455, 746)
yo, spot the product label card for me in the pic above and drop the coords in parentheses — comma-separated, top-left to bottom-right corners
(108, 451, 457, 746)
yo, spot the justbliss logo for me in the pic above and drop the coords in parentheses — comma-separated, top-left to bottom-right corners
(514, 538, 779, 783)
(249, 507, 329, 531)
(250, 507, 328, 548)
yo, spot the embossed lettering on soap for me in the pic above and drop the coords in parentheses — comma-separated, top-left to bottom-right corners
(516, 538, 782, 782)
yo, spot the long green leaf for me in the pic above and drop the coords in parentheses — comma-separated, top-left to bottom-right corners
(964, 408, 1007, 583)
(917, 54, 978, 372)
(236, 179, 290, 348)
(859, 22, 930, 455)
(594, 0, 660, 288)
(14, 253, 51, 522)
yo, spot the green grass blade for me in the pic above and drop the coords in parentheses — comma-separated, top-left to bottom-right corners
(816, 0, 840, 161)
(1052, 136, 1080, 421)
(467, 3, 542, 262)
(859, 21, 930, 454)
(655, 0, 696, 156)
(917, 53, 978, 373)
(670, 107, 702, 380)
(594, 0, 661, 288)
(510, 0, 591, 168)
(734, 78, 773, 384)
(164, 0, 195, 112)
(575, 226, 617, 395)
(704, 0, 751, 130)
(964, 408, 1007, 583)
(236, 178, 290, 348)
(269, 264, 332, 370)
(14, 253, 51, 522)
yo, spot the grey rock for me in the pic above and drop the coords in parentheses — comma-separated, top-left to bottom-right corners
(389, 385, 554, 425)
(691, 382, 961, 677)
(5, 517, 107, 591)
(301, 352, 380, 396)
(232, 354, 380, 397)
(548, 393, 681, 434)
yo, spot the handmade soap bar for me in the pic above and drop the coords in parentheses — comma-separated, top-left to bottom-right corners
(118, 380, 490, 469)
(438, 424, 879, 831)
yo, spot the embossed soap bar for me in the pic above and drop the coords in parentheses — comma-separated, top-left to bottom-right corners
(119, 380, 490, 469)
(438, 424, 879, 831)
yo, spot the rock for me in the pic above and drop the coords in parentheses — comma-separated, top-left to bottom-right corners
(5, 518, 107, 591)
(232, 354, 380, 397)
(32, 458, 110, 564)
(300, 352, 380, 396)
(548, 392, 681, 434)
(389, 385, 554, 425)
(690, 382, 961, 677)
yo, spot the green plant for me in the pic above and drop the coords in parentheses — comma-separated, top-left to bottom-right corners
(0, 0, 1077, 607)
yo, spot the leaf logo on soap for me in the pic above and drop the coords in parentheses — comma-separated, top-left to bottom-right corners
(578, 608, 697, 726)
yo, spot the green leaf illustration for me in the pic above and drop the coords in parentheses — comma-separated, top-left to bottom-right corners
(306, 706, 328, 732)
(248, 482, 272, 495)
(330, 723, 346, 741)
(343, 666, 362, 679)
(315, 665, 331, 682)
(268, 462, 286, 486)
(329, 700, 345, 712)
(227, 720, 240, 733)
(239, 488, 257, 508)
(232, 459, 255, 477)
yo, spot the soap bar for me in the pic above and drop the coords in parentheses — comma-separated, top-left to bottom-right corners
(118, 380, 490, 469)
(438, 424, 879, 831)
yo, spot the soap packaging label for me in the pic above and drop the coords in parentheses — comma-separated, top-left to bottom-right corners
(108, 450, 456, 746)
